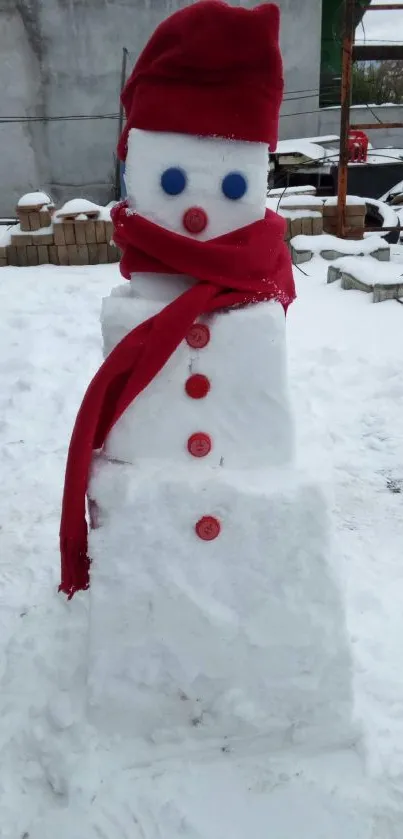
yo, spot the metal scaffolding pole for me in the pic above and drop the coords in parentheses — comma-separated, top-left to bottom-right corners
(336, 0, 403, 239)
(336, 0, 356, 239)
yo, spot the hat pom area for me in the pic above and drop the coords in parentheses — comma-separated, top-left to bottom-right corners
(117, 1, 284, 161)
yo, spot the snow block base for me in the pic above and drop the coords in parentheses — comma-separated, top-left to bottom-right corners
(87, 458, 355, 749)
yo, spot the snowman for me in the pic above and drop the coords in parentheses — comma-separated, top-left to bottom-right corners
(60, 0, 354, 751)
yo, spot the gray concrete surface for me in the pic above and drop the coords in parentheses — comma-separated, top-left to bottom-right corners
(0, 0, 322, 215)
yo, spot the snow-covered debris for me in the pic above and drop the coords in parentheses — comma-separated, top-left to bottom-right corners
(364, 197, 399, 233)
(380, 180, 403, 203)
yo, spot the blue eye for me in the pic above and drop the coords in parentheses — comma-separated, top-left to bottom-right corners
(221, 172, 248, 201)
(161, 167, 187, 196)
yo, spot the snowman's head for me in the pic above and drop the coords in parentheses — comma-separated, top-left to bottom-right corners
(125, 129, 268, 240)
(118, 1, 283, 239)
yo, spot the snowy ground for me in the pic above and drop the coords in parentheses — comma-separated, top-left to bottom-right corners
(1, 251, 403, 835)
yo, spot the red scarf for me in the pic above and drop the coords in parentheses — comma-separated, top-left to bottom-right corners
(59, 202, 295, 598)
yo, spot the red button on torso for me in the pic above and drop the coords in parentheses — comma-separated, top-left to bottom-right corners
(188, 432, 212, 458)
(186, 324, 210, 350)
(185, 374, 210, 399)
(195, 516, 221, 541)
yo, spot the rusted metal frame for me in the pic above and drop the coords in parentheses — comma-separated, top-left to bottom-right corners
(352, 122, 403, 130)
(337, 0, 356, 239)
(363, 226, 401, 232)
(114, 47, 129, 201)
(365, 4, 403, 10)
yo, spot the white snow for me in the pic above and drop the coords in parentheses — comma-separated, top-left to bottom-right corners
(291, 233, 387, 255)
(102, 293, 294, 469)
(268, 184, 317, 196)
(0, 224, 13, 247)
(17, 191, 53, 208)
(331, 256, 403, 287)
(324, 195, 366, 207)
(279, 195, 324, 208)
(125, 129, 268, 240)
(55, 198, 102, 218)
(274, 139, 327, 161)
(1, 251, 403, 835)
(10, 222, 54, 238)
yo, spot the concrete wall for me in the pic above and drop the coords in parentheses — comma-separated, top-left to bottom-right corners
(318, 105, 403, 152)
(0, 0, 322, 216)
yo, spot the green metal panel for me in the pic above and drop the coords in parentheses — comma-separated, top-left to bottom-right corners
(320, 0, 369, 106)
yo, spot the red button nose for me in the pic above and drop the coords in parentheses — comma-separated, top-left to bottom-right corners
(183, 207, 208, 234)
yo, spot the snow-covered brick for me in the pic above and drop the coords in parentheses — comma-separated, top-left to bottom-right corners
(17, 191, 53, 209)
(125, 129, 268, 240)
(324, 195, 366, 208)
(55, 198, 101, 221)
(87, 457, 355, 748)
(101, 291, 295, 470)
(291, 233, 389, 263)
(279, 195, 324, 209)
(334, 256, 403, 288)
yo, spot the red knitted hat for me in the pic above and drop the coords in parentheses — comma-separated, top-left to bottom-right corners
(117, 0, 284, 161)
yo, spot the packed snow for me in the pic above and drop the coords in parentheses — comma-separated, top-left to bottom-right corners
(1, 250, 403, 835)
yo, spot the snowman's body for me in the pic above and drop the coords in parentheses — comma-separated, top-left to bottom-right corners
(86, 129, 355, 751)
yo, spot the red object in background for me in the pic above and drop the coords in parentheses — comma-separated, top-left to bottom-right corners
(348, 129, 369, 163)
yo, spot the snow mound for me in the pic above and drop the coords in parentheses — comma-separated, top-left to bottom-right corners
(17, 191, 53, 208)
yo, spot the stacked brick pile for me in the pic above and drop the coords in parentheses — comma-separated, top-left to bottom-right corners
(322, 198, 366, 240)
(282, 204, 324, 244)
(1, 193, 120, 268)
(281, 195, 366, 245)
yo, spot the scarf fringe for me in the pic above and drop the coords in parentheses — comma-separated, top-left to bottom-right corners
(59, 534, 91, 600)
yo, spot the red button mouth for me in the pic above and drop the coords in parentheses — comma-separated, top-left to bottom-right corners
(183, 207, 208, 234)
